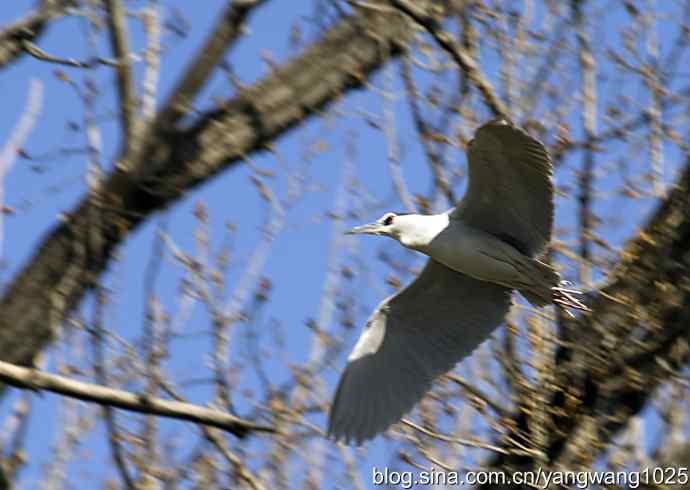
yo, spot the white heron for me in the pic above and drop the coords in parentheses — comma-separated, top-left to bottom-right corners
(327, 118, 587, 445)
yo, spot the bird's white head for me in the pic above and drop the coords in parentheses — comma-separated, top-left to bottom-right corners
(346, 212, 447, 250)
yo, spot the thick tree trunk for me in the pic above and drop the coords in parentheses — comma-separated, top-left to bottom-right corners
(483, 158, 690, 481)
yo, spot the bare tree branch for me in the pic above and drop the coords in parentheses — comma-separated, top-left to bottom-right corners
(0, 6, 414, 396)
(20, 40, 120, 68)
(483, 157, 690, 481)
(400, 419, 541, 458)
(104, 0, 136, 145)
(158, 378, 266, 490)
(574, 0, 597, 287)
(390, 0, 508, 117)
(0, 79, 43, 261)
(0, 360, 275, 438)
(157, 0, 269, 129)
(3, 3, 689, 483)
(0, 0, 72, 69)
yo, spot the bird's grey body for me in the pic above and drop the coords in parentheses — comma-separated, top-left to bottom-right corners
(410, 215, 557, 304)
(328, 118, 585, 445)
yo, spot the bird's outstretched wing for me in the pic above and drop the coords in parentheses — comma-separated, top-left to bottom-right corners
(451, 119, 554, 257)
(327, 260, 511, 445)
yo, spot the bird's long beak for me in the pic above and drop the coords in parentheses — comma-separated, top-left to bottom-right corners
(345, 222, 383, 235)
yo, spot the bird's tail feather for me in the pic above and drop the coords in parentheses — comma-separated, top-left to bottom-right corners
(517, 259, 590, 314)
(518, 259, 560, 307)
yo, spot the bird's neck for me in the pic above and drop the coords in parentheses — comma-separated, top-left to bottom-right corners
(396, 213, 450, 251)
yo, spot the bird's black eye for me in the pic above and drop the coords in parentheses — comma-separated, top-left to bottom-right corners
(382, 214, 395, 226)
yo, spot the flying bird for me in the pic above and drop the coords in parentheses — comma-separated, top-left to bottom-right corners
(327, 118, 587, 445)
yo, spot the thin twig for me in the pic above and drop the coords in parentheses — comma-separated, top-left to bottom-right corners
(399, 55, 454, 205)
(0, 79, 43, 262)
(140, 3, 161, 123)
(22, 40, 121, 68)
(574, 0, 597, 287)
(383, 63, 417, 213)
(400, 419, 544, 458)
(104, 0, 136, 145)
(0, 0, 72, 68)
(157, 0, 268, 128)
(390, 0, 508, 117)
(445, 373, 507, 419)
(158, 379, 267, 490)
(91, 286, 135, 489)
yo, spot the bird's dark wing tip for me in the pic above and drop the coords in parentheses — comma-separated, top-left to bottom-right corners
(326, 427, 363, 446)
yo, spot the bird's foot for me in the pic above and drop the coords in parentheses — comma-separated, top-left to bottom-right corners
(552, 281, 590, 318)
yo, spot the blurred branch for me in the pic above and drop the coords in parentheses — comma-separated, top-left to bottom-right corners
(0, 79, 43, 262)
(400, 419, 542, 458)
(0, 391, 32, 488)
(399, 55, 454, 205)
(157, 0, 268, 129)
(204, 429, 266, 490)
(644, 5, 664, 197)
(383, 63, 417, 213)
(574, 0, 597, 286)
(0, 3, 416, 397)
(41, 346, 98, 490)
(158, 378, 266, 490)
(484, 157, 690, 481)
(0, 0, 73, 69)
(0, 360, 275, 438)
(445, 373, 507, 419)
(21, 40, 120, 68)
(104, 0, 136, 145)
(390, 0, 508, 117)
(552, 85, 690, 163)
(140, 4, 161, 123)
(91, 287, 134, 489)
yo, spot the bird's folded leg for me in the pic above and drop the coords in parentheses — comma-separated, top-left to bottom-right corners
(552, 281, 590, 318)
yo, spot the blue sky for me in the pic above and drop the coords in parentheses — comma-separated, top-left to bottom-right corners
(1, 1, 688, 488)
